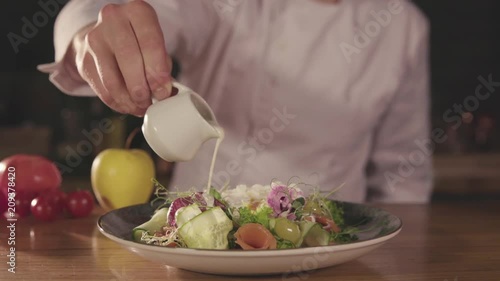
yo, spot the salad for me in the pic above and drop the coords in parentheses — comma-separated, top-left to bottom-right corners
(133, 180, 358, 250)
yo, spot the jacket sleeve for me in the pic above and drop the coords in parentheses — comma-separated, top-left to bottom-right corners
(38, 0, 218, 96)
(366, 4, 433, 203)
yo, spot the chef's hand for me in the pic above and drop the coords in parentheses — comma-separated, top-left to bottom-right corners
(65, 0, 172, 116)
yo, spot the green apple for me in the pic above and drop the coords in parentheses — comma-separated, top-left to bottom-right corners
(91, 149, 155, 210)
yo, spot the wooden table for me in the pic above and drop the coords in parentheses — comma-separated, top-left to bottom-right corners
(2, 200, 499, 281)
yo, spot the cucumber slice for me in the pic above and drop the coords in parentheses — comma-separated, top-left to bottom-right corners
(132, 208, 169, 242)
(175, 204, 202, 228)
(303, 223, 330, 247)
(177, 207, 233, 249)
(296, 220, 316, 247)
(269, 218, 276, 230)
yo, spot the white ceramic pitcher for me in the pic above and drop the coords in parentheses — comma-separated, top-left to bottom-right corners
(142, 82, 221, 162)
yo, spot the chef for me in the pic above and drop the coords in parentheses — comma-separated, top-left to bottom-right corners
(39, 0, 433, 203)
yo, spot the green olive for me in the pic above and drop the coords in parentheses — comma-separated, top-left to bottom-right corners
(274, 218, 301, 244)
(303, 201, 322, 215)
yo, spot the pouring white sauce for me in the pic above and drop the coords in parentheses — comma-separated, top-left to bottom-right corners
(206, 126, 224, 192)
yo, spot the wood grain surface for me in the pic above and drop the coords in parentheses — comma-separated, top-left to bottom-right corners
(1, 200, 499, 281)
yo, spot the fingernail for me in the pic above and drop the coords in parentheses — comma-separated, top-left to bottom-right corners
(165, 81, 173, 96)
(154, 88, 168, 100)
(154, 83, 171, 100)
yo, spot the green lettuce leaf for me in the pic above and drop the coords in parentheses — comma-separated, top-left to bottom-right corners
(237, 205, 273, 229)
(276, 237, 296, 249)
(324, 200, 344, 227)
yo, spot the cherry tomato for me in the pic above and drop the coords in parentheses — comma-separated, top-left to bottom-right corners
(65, 190, 94, 218)
(44, 189, 67, 214)
(16, 191, 37, 217)
(31, 196, 57, 221)
(3, 191, 34, 219)
(1, 191, 35, 219)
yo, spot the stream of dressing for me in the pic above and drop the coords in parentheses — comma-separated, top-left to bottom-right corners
(206, 126, 225, 192)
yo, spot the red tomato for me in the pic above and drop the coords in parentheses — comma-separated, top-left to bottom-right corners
(65, 190, 94, 218)
(0, 155, 62, 197)
(31, 196, 57, 221)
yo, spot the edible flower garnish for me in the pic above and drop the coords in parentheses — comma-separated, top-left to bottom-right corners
(267, 182, 304, 220)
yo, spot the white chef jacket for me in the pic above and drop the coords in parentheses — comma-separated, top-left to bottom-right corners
(39, 0, 433, 203)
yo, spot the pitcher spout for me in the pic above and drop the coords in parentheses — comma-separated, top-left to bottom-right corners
(207, 124, 223, 139)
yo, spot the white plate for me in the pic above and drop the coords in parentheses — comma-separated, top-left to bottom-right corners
(97, 202, 402, 275)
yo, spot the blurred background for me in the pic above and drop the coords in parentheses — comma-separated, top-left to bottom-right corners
(0, 0, 499, 200)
